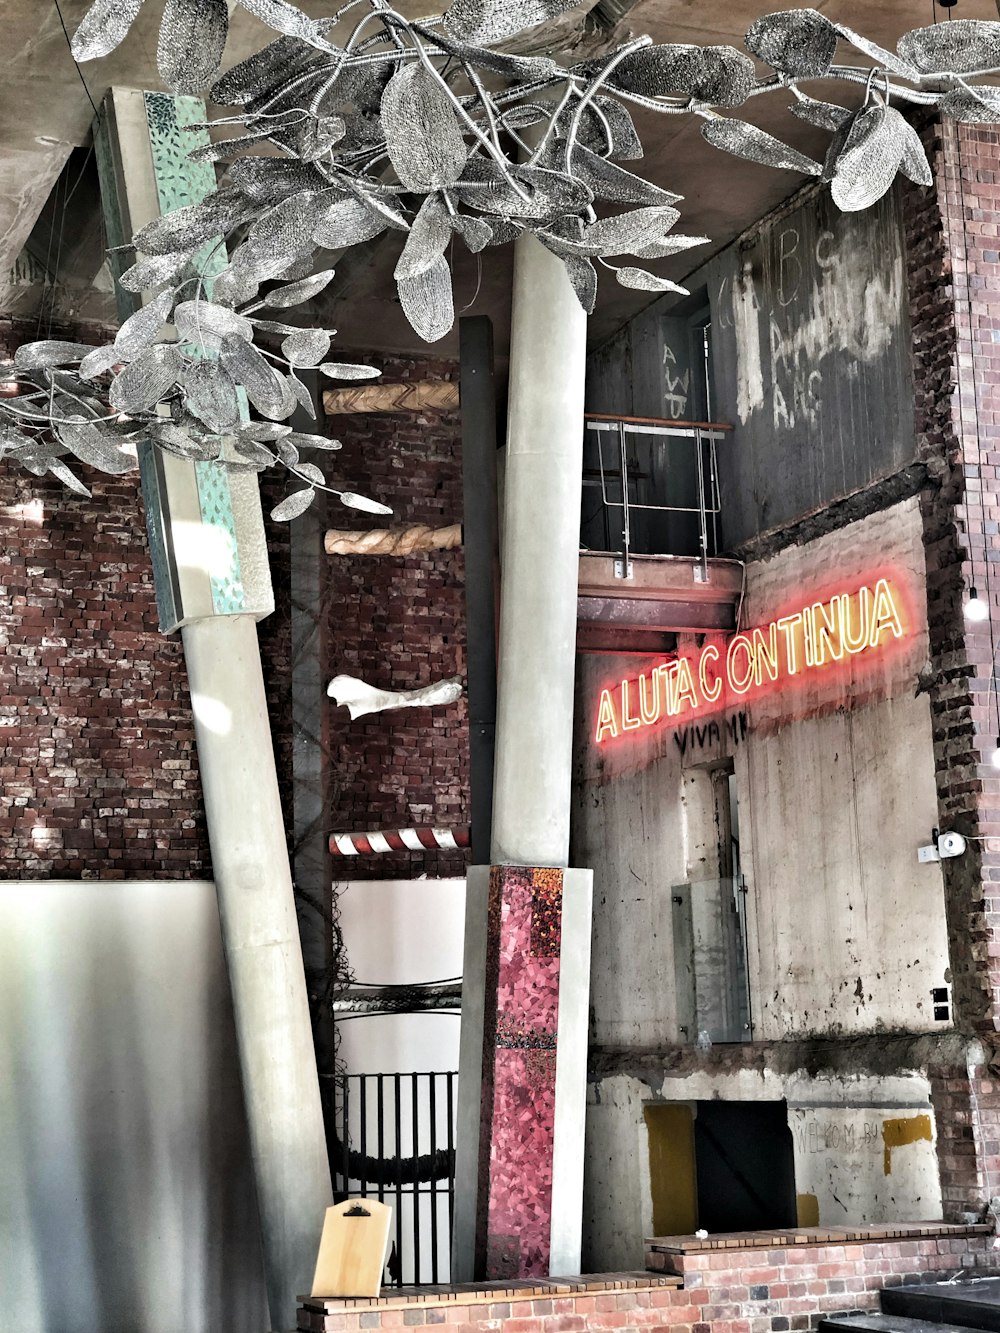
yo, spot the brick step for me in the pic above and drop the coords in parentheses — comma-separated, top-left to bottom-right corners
(822, 1313, 978, 1333)
(882, 1280, 1000, 1332)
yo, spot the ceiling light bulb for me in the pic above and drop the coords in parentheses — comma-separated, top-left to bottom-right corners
(965, 588, 990, 622)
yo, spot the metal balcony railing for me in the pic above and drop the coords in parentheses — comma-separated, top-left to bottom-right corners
(584, 413, 732, 580)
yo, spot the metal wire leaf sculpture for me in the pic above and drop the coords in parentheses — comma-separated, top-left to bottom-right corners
(4, 0, 1000, 516)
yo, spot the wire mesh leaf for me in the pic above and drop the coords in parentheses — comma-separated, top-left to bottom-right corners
(570, 146, 681, 206)
(71, 0, 146, 60)
(238, 421, 292, 442)
(286, 374, 315, 416)
(219, 333, 291, 418)
(829, 20, 917, 78)
(293, 461, 325, 486)
(184, 361, 242, 431)
(119, 251, 193, 293)
(238, 0, 329, 43)
(340, 491, 393, 516)
(396, 254, 454, 344)
(381, 64, 468, 192)
(744, 10, 838, 79)
(701, 118, 822, 176)
(578, 205, 681, 257)
(632, 234, 711, 260)
(114, 289, 175, 358)
(187, 126, 292, 162)
(415, 23, 556, 81)
(109, 345, 185, 413)
(271, 487, 316, 521)
(897, 115, 933, 187)
(14, 341, 97, 370)
(442, 0, 578, 45)
(454, 215, 493, 253)
(174, 300, 254, 350)
(299, 116, 347, 162)
(318, 363, 381, 380)
(790, 97, 852, 133)
(211, 34, 322, 105)
(829, 105, 905, 212)
(939, 86, 1000, 123)
(246, 191, 326, 270)
(897, 20, 1000, 75)
(157, 0, 229, 94)
(312, 197, 390, 249)
(615, 267, 690, 295)
(281, 329, 332, 367)
(133, 191, 248, 255)
(150, 421, 222, 460)
(235, 437, 277, 466)
(563, 97, 643, 162)
(286, 430, 342, 451)
(561, 255, 597, 315)
(394, 195, 453, 282)
(275, 438, 299, 465)
(261, 269, 337, 309)
(611, 45, 755, 108)
(47, 460, 93, 498)
(58, 420, 139, 474)
(226, 158, 329, 205)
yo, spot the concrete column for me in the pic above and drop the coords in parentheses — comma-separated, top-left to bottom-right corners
(183, 616, 331, 1326)
(491, 233, 588, 868)
(454, 234, 593, 1282)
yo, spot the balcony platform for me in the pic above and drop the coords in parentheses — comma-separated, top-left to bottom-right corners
(577, 551, 744, 655)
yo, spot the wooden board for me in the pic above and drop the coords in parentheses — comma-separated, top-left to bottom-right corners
(310, 1199, 393, 1298)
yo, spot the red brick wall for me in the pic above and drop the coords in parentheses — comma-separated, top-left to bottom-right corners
(297, 1230, 996, 1333)
(320, 351, 470, 881)
(903, 120, 1000, 1207)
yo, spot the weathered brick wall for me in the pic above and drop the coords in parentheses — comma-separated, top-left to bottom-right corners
(0, 317, 295, 879)
(902, 120, 1000, 1207)
(320, 351, 470, 881)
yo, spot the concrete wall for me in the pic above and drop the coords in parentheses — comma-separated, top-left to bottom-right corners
(0, 879, 267, 1333)
(573, 499, 953, 1264)
(574, 498, 948, 1048)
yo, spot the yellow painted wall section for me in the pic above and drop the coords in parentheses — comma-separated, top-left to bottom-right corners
(644, 1103, 698, 1236)
(882, 1114, 932, 1175)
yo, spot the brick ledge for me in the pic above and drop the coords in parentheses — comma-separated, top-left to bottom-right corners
(646, 1221, 992, 1254)
(300, 1271, 682, 1313)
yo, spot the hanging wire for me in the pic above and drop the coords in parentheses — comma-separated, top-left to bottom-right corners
(52, 0, 100, 118)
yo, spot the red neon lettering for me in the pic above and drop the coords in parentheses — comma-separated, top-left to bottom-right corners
(752, 624, 779, 686)
(620, 678, 641, 730)
(776, 612, 804, 674)
(839, 587, 870, 655)
(592, 578, 908, 743)
(675, 658, 700, 713)
(869, 578, 903, 645)
(727, 634, 755, 694)
(699, 643, 723, 703)
(595, 688, 619, 743)
(660, 661, 680, 715)
(809, 598, 843, 665)
(639, 670, 662, 725)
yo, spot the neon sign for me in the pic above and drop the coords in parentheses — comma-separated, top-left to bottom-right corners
(594, 578, 905, 744)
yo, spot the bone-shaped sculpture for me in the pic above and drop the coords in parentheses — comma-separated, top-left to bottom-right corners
(327, 674, 463, 720)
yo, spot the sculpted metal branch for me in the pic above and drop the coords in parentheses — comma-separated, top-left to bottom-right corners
(4, 1, 1000, 514)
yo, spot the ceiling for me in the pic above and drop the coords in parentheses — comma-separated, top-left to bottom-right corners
(2, 0, 996, 360)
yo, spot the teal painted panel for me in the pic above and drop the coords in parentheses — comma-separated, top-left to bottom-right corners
(143, 91, 246, 617)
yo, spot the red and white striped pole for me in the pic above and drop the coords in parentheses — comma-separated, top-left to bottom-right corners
(328, 827, 470, 857)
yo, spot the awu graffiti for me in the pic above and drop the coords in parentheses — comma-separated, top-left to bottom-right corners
(674, 712, 748, 757)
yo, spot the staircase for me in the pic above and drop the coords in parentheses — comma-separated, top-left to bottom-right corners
(824, 1278, 1000, 1333)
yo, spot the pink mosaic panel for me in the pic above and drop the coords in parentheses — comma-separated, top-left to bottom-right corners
(477, 866, 563, 1279)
